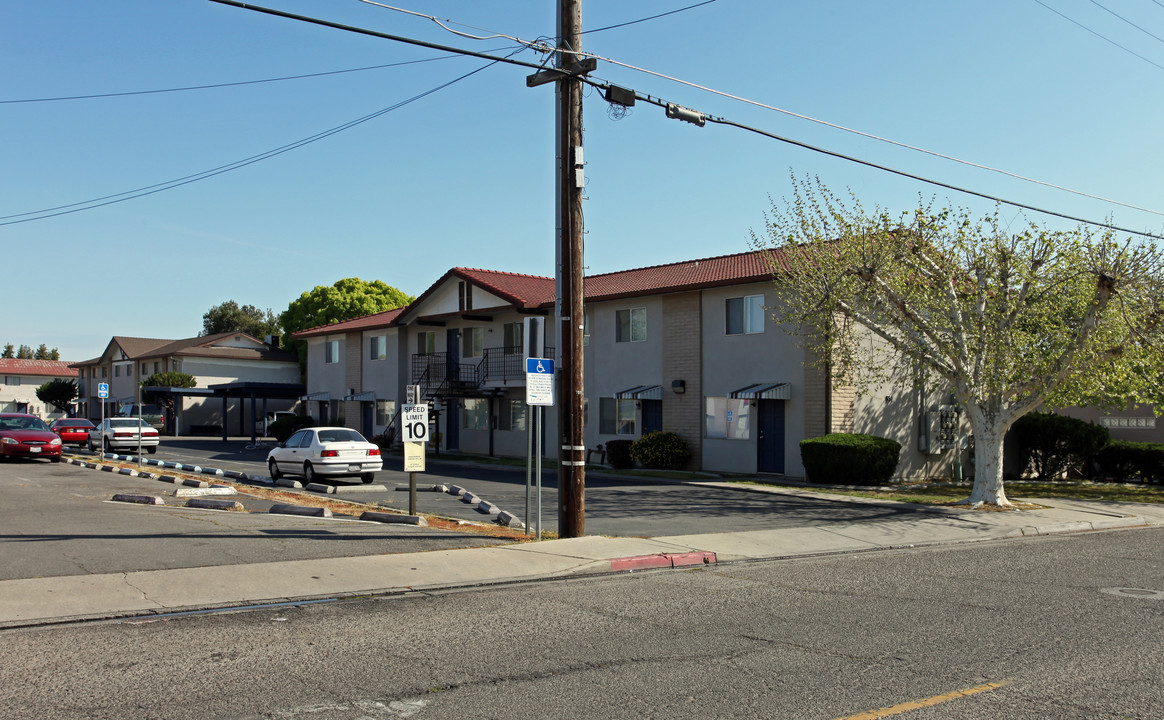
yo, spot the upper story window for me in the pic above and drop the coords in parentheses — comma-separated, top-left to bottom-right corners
(370, 335, 387, 361)
(3, 376, 20, 386)
(141, 363, 148, 376)
(616, 307, 646, 343)
(458, 281, 473, 311)
(324, 340, 340, 364)
(583, 314, 590, 346)
(463, 328, 484, 359)
(101, 367, 107, 378)
(503, 322, 523, 355)
(726, 295, 765, 335)
(417, 331, 436, 355)
(114, 365, 121, 377)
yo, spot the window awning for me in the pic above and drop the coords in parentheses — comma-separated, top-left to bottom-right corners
(615, 385, 662, 400)
(730, 382, 791, 400)
(301, 392, 330, 402)
(343, 391, 376, 402)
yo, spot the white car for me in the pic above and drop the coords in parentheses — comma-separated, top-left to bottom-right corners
(267, 426, 382, 484)
(89, 418, 160, 453)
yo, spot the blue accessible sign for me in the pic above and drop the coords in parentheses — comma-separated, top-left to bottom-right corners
(526, 358, 555, 406)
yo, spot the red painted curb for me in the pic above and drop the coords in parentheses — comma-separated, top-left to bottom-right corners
(610, 552, 717, 572)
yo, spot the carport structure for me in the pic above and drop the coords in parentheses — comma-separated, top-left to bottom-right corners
(143, 381, 304, 444)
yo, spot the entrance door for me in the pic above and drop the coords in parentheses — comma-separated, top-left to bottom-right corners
(641, 399, 662, 435)
(362, 402, 374, 438)
(756, 399, 785, 473)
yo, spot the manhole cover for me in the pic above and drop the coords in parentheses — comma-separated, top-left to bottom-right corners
(1100, 587, 1164, 600)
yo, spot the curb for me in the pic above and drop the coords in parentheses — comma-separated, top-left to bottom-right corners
(610, 552, 717, 572)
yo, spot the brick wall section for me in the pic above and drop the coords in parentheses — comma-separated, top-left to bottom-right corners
(344, 331, 362, 428)
(830, 383, 856, 433)
(661, 292, 702, 468)
(802, 344, 856, 436)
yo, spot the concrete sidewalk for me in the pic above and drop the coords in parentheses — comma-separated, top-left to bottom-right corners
(3, 486, 1161, 629)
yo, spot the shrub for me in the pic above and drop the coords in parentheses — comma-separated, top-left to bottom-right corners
(800, 433, 901, 485)
(605, 439, 634, 469)
(270, 414, 314, 443)
(1008, 413, 1109, 481)
(630, 431, 691, 470)
(1096, 441, 1164, 483)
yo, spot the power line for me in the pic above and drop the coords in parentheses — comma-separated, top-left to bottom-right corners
(0, 55, 516, 226)
(355, 0, 1164, 219)
(0, 56, 474, 104)
(588, 80, 1164, 241)
(1032, 0, 1164, 71)
(1086, 0, 1164, 46)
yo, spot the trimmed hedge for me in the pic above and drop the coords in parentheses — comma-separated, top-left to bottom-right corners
(1096, 441, 1164, 483)
(1008, 413, 1109, 481)
(630, 431, 691, 470)
(269, 415, 314, 443)
(605, 439, 634, 469)
(800, 433, 901, 485)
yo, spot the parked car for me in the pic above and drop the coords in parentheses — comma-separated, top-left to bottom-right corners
(0, 413, 63, 462)
(255, 410, 298, 437)
(49, 417, 97, 446)
(267, 426, 382, 483)
(116, 403, 165, 431)
(89, 418, 160, 453)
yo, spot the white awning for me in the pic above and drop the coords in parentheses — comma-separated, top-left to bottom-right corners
(343, 391, 376, 402)
(301, 392, 330, 402)
(614, 385, 663, 400)
(730, 383, 791, 400)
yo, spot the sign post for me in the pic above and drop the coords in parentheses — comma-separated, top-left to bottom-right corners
(401, 402, 429, 515)
(526, 356, 555, 538)
(97, 383, 109, 454)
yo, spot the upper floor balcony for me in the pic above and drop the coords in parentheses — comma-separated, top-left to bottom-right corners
(411, 345, 555, 399)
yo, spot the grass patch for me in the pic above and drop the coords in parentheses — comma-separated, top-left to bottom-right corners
(733, 479, 1164, 506)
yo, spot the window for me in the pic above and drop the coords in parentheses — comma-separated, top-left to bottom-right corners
(599, 397, 636, 435)
(370, 335, 386, 361)
(152, 362, 159, 374)
(375, 399, 396, 426)
(726, 295, 765, 335)
(705, 397, 751, 439)
(417, 331, 436, 355)
(114, 365, 121, 377)
(503, 322, 523, 355)
(499, 398, 526, 431)
(101, 367, 107, 378)
(3, 376, 19, 386)
(463, 328, 484, 359)
(325, 340, 340, 364)
(329, 399, 345, 425)
(616, 308, 646, 343)
(458, 281, 473, 311)
(141, 363, 148, 375)
(462, 398, 489, 430)
(583, 314, 590, 346)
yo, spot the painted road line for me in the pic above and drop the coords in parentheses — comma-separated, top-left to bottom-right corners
(832, 680, 1015, 720)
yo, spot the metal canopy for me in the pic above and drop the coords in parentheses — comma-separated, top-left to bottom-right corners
(614, 384, 663, 400)
(729, 382, 792, 400)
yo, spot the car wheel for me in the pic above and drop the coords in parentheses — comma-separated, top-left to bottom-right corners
(50, 455, 61, 463)
(361, 472, 374, 484)
(87, 439, 95, 451)
(268, 459, 282, 480)
(146, 445, 157, 454)
(303, 462, 316, 484)
(103, 438, 111, 453)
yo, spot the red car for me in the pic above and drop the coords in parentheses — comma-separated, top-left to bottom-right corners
(0, 413, 63, 462)
(49, 417, 96, 446)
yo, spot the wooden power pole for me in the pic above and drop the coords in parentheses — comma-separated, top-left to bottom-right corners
(556, 0, 586, 538)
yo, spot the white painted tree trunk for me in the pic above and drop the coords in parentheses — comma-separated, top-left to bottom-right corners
(967, 422, 1011, 507)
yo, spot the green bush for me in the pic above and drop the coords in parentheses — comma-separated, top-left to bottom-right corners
(630, 431, 691, 470)
(1008, 413, 1109, 481)
(1096, 441, 1164, 483)
(800, 433, 901, 485)
(270, 414, 313, 443)
(605, 439, 634, 469)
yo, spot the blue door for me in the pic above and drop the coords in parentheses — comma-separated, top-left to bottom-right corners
(641, 399, 663, 435)
(756, 399, 785, 473)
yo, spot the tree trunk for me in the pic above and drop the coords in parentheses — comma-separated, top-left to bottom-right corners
(967, 423, 1012, 507)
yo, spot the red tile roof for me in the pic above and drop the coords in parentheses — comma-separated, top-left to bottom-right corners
(453, 268, 556, 308)
(584, 249, 786, 301)
(0, 358, 78, 378)
(293, 307, 407, 338)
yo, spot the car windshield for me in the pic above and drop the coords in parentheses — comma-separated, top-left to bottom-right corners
(0, 417, 49, 431)
(59, 420, 92, 427)
(317, 429, 366, 443)
(109, 418, 148, 429)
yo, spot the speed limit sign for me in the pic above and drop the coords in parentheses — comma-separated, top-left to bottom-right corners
(401, 404, 429, 442)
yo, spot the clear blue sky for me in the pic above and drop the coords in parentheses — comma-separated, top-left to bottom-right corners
(5, 1, 1163, 362)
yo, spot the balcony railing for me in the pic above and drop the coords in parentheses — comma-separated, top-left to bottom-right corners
(411, 345, 555, 398)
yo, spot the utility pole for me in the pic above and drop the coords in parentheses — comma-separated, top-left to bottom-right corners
(556, 0, 586, 537)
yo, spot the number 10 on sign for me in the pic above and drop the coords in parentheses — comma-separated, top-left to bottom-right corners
(401, 404, 429, 442)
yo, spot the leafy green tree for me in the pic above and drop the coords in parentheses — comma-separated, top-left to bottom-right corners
(280, 278, 413, 364)
(16, 344, 33, 359)
(755, 179, 1164, 507)
(34, 344, 50, 360)
(201, 301, 281, 339)
(141, 371, 197, 418)
(1, 344, 13, 359)
(36, 379, 78, 416)
(48, 348, 60, 361)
